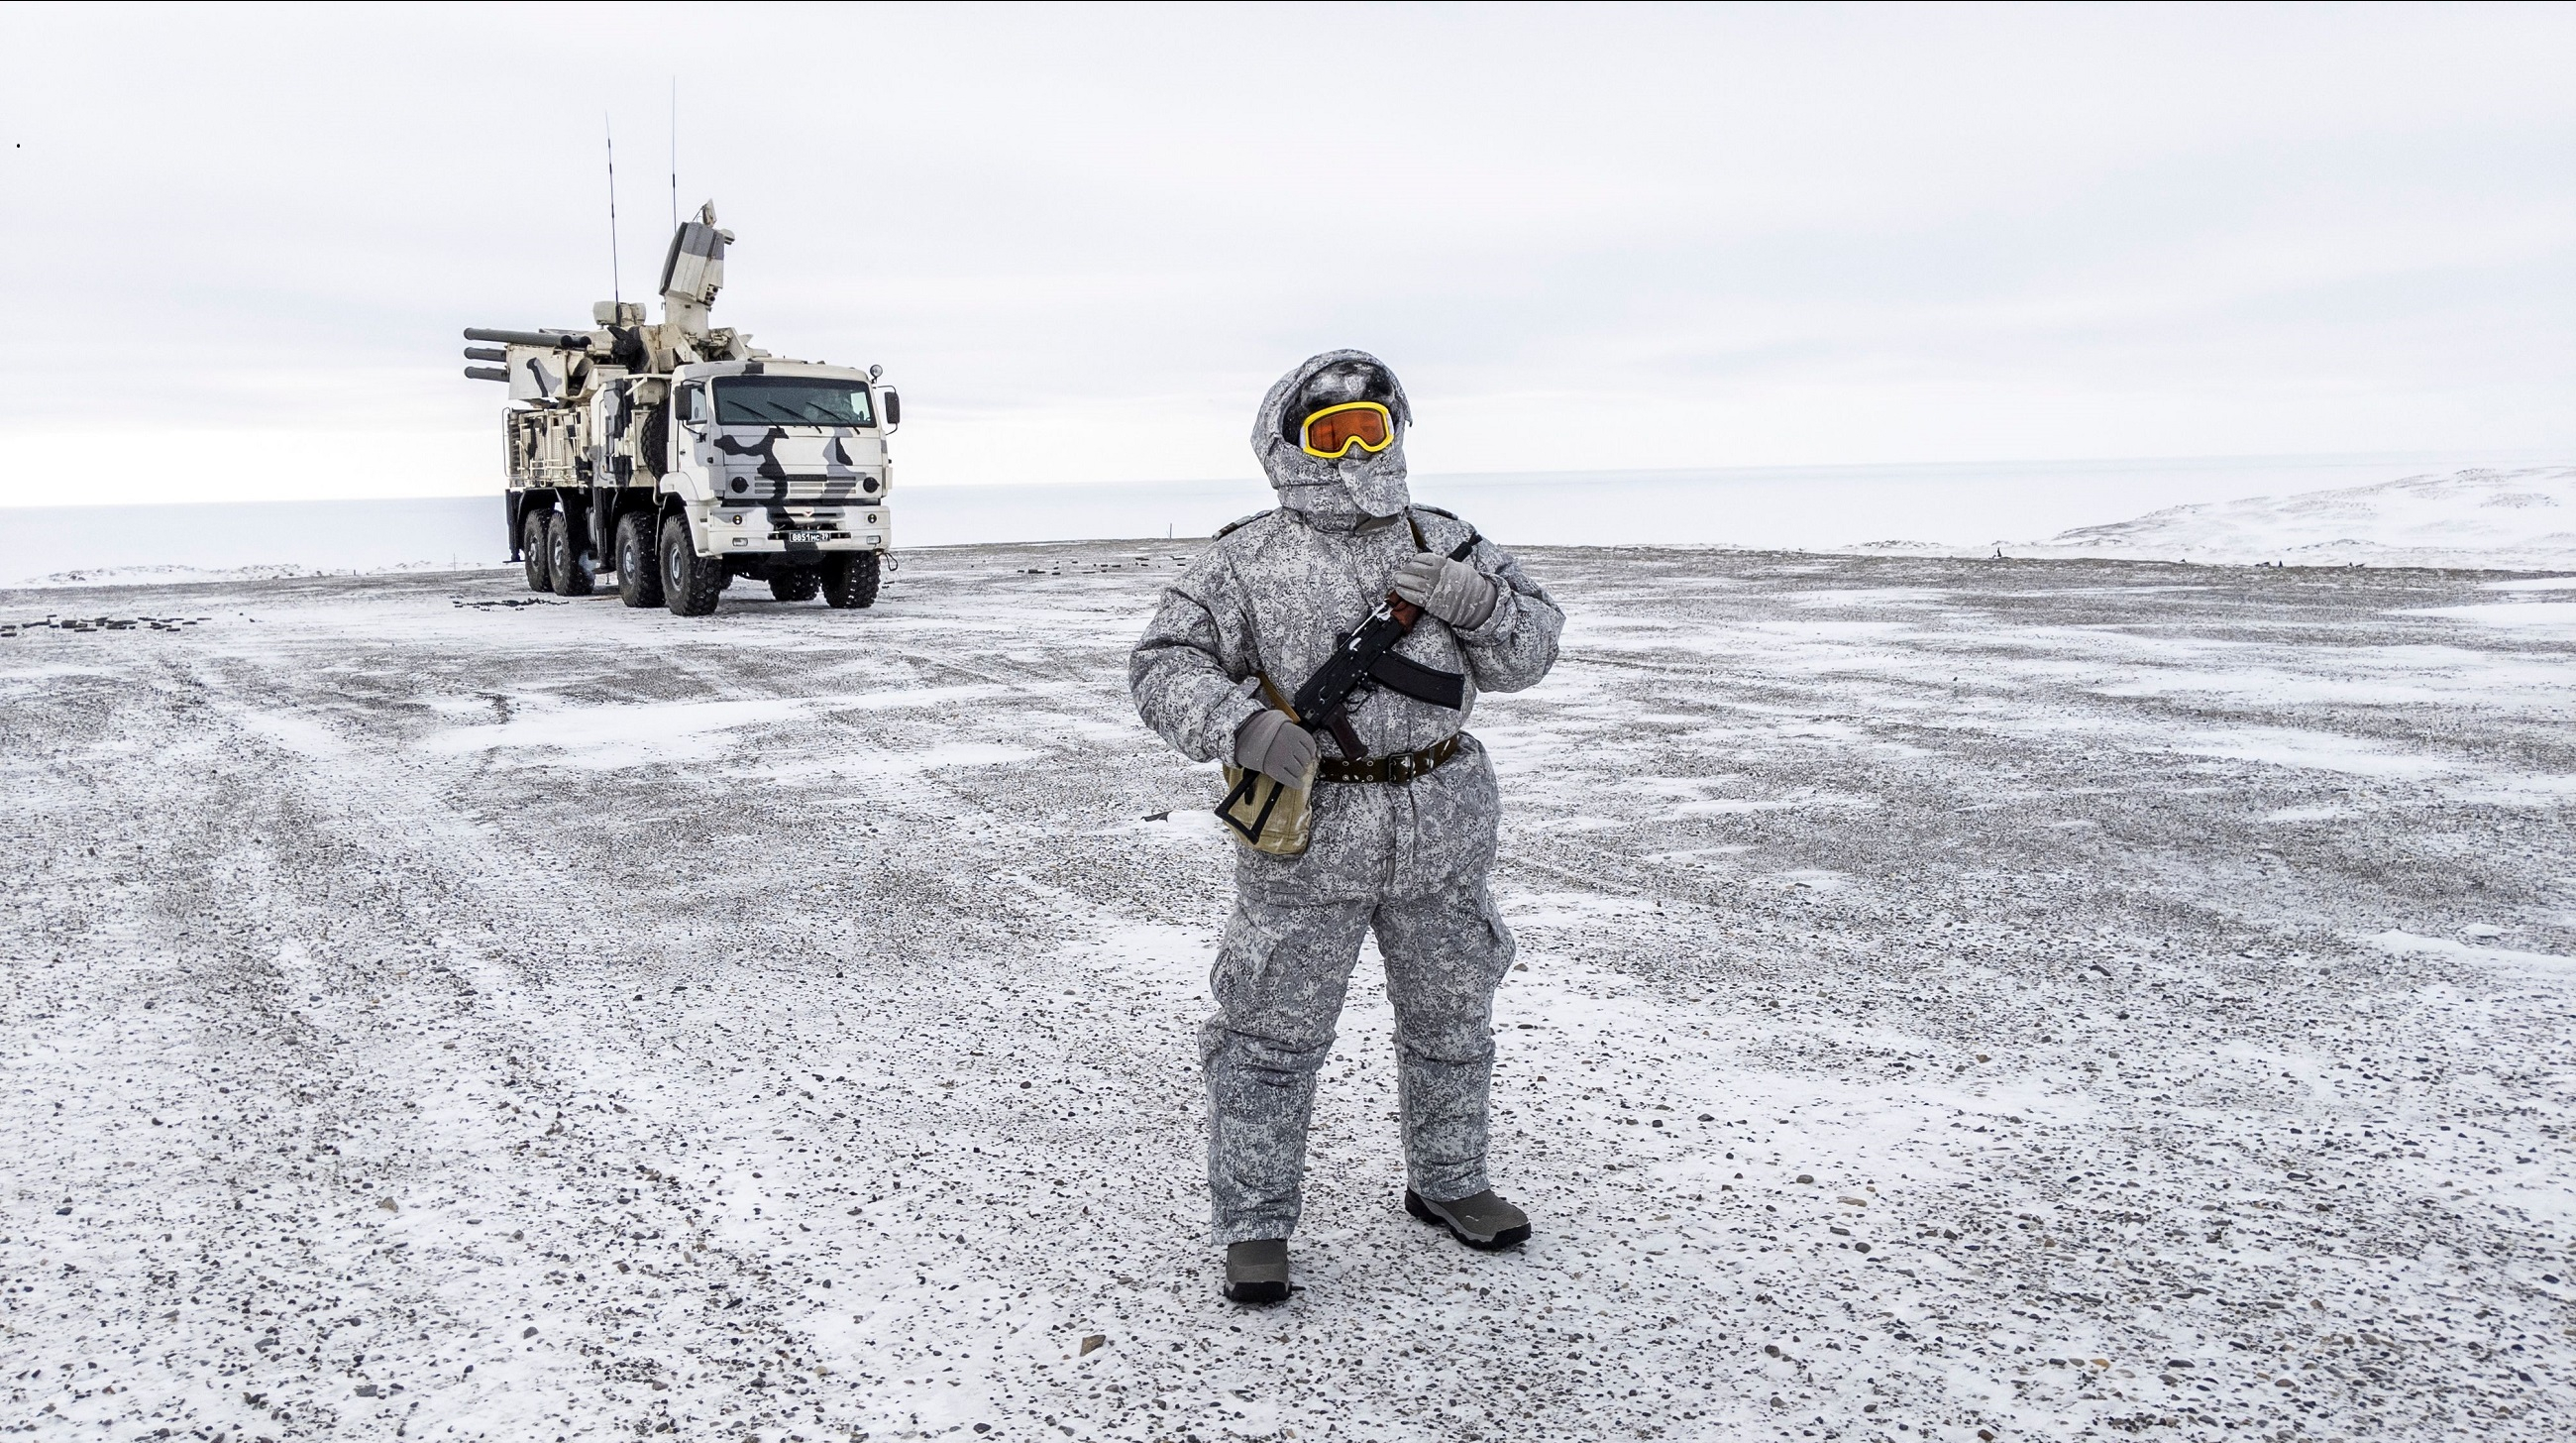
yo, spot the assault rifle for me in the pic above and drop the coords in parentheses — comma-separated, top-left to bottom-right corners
(1286, 531, 1478, 759)
(1216, 531, 1481, 846)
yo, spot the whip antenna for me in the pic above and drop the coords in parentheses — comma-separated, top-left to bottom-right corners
(669, 78, 679, 231)
(604, 115, 622, 304)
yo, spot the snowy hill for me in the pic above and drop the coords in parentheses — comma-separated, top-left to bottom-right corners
(2019, 465, 2576, 569)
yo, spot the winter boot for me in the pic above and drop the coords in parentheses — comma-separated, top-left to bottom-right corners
(1405, 1188, 1532, 1251)
(1224, 1239, 1291, 1305)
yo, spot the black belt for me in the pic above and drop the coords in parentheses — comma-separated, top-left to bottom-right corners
(1316, 732, 1465, 785)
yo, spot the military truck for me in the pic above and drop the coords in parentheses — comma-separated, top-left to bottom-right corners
(464, 202, 899, 615)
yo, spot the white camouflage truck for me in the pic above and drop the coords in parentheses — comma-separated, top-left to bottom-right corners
(463, 202, 898, 614)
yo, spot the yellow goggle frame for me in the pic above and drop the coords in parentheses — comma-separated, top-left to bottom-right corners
(1299, 400, 1397, 459)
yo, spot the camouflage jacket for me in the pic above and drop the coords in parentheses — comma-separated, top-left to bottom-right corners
(1130, 504, 1563, 765)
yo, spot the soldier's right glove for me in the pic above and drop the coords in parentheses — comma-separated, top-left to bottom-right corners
(1234, 710, 1319, 788)
(1392, 551, 1499, 628)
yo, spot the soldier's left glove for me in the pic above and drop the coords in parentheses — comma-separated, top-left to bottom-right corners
(1392, 551, 1498, 628)
(1234, 709, 1320, 788)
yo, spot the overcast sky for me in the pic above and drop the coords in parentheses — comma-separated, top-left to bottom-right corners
(3, 2, 2568, 505)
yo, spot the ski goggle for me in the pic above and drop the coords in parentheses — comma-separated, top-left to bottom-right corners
(1300, 400, 1396, 459)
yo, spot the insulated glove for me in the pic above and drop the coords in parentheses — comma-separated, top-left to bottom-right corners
(1234, 709, 1319, 788)
(1391, 551, 1498, 628)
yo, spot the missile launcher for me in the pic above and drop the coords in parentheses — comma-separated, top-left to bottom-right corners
(464, 202, 900, 614)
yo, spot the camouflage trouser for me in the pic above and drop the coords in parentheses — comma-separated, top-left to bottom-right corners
(1200, 745, 1515, 1245)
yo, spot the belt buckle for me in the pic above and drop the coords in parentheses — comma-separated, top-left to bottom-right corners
(1388, 752, 1416, 783)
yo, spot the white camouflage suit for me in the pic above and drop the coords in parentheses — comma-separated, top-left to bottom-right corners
(1129, 351, 1564, 1245)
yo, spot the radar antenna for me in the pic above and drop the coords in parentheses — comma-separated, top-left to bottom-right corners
(604, 116, 622, 305)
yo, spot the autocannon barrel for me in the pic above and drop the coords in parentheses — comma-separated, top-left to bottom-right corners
(462, 327, 592, 351)
(463, 366, 509, 383)
(463, 346, 506, 362)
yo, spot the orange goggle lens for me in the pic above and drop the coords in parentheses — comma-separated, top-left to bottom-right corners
(1300, 401, 1395, 459)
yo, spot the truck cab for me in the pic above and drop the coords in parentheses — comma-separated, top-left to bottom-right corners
(660, 360, 895, 563)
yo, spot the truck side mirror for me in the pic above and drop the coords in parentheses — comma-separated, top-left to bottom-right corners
(678, 386, 706, 429)
(880, 388, 901, 429)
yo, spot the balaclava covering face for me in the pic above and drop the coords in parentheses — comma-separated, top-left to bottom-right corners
(1251, 350, 1413, 528)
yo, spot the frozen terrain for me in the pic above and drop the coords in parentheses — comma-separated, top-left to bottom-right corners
(2020, 468, 2576, 571)
(3, 545, 2573, 1443)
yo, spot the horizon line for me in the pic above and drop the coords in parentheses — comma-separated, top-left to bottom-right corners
(1, 447, 2565, 512)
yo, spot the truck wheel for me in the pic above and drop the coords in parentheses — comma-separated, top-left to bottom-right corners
(822, 552, 881, 610)
(521, 508, 554, 592)
(547, 511, 593, 597)
(769, 570, 820, 603)
(660, 516, 723, 616)
(614, 512, 664, 609)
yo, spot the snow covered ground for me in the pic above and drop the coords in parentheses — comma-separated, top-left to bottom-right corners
(3, 545, 2572, 1443)
(2017, 468, 2576, 571)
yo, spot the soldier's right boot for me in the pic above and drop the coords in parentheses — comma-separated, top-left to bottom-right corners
(1223, 1239, 1291, 1305)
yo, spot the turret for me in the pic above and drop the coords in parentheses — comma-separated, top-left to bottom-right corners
(463, 200, 757, 395)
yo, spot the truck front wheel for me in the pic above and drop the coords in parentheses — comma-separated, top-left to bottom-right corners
(614, 512, 664, 609)
(520, 507, 553, 592)
(822, 552, 881, 610)
(661, 517, 723, 617)
(547, 512, 594, 597)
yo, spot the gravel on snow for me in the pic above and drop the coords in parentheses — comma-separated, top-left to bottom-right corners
(2, 544, 2572, 1443)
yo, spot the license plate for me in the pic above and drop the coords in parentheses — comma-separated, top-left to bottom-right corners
(787, 530, 829, 543)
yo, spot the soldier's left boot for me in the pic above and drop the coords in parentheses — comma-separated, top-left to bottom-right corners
(1405, 1188, 1532, 1251)
(1223, 1239, 1292, 1305)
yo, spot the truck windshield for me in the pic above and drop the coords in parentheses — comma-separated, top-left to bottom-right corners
(712, 376, 875, 426)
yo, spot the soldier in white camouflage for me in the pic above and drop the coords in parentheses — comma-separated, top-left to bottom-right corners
(1130, 350, 1564, 1303)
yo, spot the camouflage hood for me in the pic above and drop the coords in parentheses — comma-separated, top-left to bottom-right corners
(1251, 350, 1414, 529)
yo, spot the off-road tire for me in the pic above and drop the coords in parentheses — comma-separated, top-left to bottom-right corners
(661, 516, 723, 617)
(768, 570, 821, 603)
(614, 512, 664, 609)
(547, 511, 593, 597)
(520, 508, 553, 592)
(822, 552, 881, 610)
